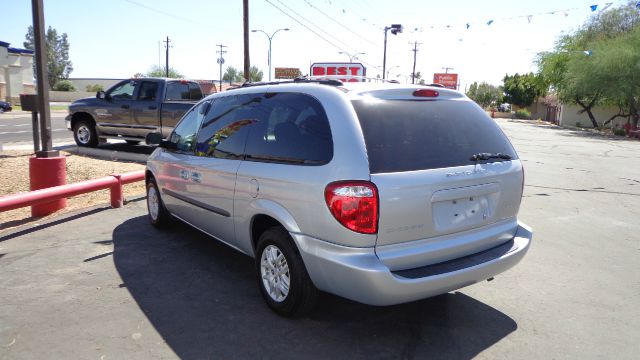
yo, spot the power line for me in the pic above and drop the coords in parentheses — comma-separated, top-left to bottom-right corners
(303, 0, 381, 49)
(123, 0, 219, 29)
(264, 0, 382, 72)
(264, 0, 351, 54)
(272, 0, 356, 53)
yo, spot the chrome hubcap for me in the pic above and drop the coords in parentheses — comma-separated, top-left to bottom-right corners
(260, 245, 290, 302)
(147, 185, 160, 220)
(77, 125, 90, 144)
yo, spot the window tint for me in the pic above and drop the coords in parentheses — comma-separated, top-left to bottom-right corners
(168, 101, 208, 153)
(165, 82, 202, 101)
(244, 92, 333, 165)
(352, 99, 517, 173)
(108, 81, 135, 100)
(194, 95, 258, 159)
(189, 83, 204, 100)
(137, 81, 158, 101)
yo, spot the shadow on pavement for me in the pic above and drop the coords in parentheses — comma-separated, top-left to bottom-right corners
(112, 216, 517, 359)
(95, 142, 156, 155)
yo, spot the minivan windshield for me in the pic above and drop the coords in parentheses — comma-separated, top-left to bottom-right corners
(352, 99, 517, 173)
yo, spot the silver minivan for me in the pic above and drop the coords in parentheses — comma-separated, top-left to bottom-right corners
(145, 80, 532, 316)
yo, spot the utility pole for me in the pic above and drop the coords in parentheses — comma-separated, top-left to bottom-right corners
(243, 0, 250, 81)
(410, 41, 421, 84)
(443, 66, 454, 74)
(31, 0, 54, 156)
(217, 44, 228, 90)
(164, 36, 171, 77)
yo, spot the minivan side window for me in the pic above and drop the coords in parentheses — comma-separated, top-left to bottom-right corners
(194, 95, 260, 159)
(168, 101, 209, 153)
(244, 92, 333, 165)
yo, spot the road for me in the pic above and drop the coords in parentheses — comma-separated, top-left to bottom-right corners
(0, 111, 72, 148)
(0, 119, 639, 359)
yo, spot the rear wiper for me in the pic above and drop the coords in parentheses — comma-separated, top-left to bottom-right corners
(469, 152, 512, 162)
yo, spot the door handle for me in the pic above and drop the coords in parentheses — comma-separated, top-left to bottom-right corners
(121, 104, 130, 109)
(149, 106, 157, 110)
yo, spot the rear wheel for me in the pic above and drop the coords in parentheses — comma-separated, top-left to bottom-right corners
(147, 178, 172, 228)
(73, 119, 98, 147)
(256, 227, 318, 317)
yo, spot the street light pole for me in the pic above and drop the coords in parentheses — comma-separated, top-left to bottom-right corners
(338, 51, 365, 63)
(382, 24, 402, 80)
(252, 28, 289, 81)
(386, 65, 399, 79)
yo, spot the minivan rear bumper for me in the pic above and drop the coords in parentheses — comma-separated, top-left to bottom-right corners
(292, 222, 532, 306)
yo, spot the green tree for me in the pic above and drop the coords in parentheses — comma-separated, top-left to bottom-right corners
(85, 84, 104, 92)
(502, 73, 546, 109)
(23, 25, 73, 89)
(537, 1, 640, 128)
(466, 81, 503, 109)
(248, 65, 264, 82)
(52, 79, 75, 92)
(145, 65, 183, 78)
(223, 66, 244, 84)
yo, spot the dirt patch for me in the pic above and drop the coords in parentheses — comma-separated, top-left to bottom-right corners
(1, 150, 146, 232)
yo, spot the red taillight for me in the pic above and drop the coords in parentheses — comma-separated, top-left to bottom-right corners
(325, 181, 378, 234)
(413, 89, 439, 98)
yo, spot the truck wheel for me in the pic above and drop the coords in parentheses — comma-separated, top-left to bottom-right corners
(256, 227, 318, 317)
(146, 178, 172, 228)
(73, 120, 98, 147)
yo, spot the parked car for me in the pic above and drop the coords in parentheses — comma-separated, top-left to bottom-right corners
(144, 79, 533, 316)
(65, 78, 203, 147)
(0, 100, 12, 113)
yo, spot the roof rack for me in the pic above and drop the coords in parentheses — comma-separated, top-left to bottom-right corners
(241, 77, 343, 88)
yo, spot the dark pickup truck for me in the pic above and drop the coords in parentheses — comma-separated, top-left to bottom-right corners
(66, 78, 204, 147)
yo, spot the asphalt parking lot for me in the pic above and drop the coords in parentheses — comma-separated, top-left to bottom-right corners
(1, 119, 639, 359)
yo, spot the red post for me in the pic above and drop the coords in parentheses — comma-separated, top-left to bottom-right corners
(110, 174, 123, 208)
(29, 156, 67, 217)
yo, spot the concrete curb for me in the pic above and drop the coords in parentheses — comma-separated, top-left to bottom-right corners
(64, 146, 149, 163)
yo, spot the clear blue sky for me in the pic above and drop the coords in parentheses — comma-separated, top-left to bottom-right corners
(1, 0, 624, 89)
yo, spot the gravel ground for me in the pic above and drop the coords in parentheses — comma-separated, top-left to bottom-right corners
(0, 150, 146, 231)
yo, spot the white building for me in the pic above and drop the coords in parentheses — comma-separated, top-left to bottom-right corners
(0, 41, 35, 104)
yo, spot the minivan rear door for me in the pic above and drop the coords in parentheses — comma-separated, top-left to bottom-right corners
(351, 92, 524, 270)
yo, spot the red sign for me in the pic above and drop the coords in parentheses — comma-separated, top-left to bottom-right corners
(310, 62, 366, 82)
(433, 73, 458, 89)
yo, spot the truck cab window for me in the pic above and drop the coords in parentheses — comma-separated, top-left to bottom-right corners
(137, 81, 158, 101)
(108, 81, 136, 100)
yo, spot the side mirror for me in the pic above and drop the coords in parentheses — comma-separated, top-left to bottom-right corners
(145, 132, 163, 145)
(96, 91, 105, 99)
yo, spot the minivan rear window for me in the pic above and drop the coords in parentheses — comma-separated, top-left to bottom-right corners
(352, 99, 517, 173)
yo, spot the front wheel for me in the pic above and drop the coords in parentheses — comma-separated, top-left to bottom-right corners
(256, 227, 318, 317)
(73, 120, 98, 147)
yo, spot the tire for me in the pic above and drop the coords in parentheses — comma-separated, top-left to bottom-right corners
(146, 178, 172, 228)
(256, 227, 318, 317)
(73, 119, 98, 147)
(125, 140, 141, 145)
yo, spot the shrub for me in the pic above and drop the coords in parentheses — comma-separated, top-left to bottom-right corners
(613, 128, 627, 136)
(85, 84, 104, 92)
(52, 80, 76, 92)
(514, 109, 531, 119)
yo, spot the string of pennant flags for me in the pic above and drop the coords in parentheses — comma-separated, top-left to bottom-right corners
(322, 0, 640, 33)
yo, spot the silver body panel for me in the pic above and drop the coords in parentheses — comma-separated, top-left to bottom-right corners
(146, 82, 533, 306)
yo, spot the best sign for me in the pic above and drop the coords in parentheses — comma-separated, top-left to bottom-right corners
(310, 63, 366, 82)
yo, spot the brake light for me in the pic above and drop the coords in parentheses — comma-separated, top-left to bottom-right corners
(325, 181, 378, 234)
(413, 89, 439, 98)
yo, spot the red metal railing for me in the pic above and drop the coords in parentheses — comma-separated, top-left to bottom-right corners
(0, 170, 145, 213)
